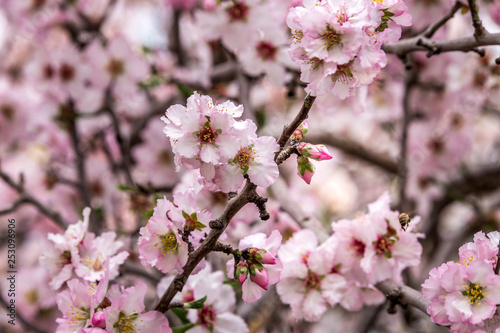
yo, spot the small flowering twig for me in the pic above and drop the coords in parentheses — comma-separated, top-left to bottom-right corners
(153, 181, 258, 313)
(376, 279, 429, 315)
(276, 94, 316, 153)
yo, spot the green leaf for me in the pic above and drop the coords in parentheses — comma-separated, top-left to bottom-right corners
(172, 323, 196, 333)
(184, 296, 207, 310)
(117, 184, 135, 192)
(171, 308, 190, 325)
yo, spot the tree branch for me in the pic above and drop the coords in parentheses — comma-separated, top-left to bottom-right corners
(376, 279, 429, 315)
(382, 32, 500, 57)
(276, 94, 316, 152)
(153, 180, 257, 312)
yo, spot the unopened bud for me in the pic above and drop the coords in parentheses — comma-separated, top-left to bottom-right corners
(297, 143, 332, 161)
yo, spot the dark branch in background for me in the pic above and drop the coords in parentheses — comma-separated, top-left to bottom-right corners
(376, 279, 429, 315)
(397, 62, 417, 212)
(153, 95, 317, 312)
(0, 168, 69, 228)
(425, 165, 500, 253)
(308, 134, 399, 175)
(467, 0, 487, 38)
(422, 1, 465, 38)
(170, 9, 186, 67)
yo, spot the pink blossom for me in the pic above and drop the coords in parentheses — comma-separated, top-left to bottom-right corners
(157, 265, 248, 333)
(297, 156, 315, 184)
(161, 92, 242, 172)
(297, 143, 333, 161)
(422, 260, 500, 328)
(277, 230, 347, 321)
(138, 211, 189, 273)
(458, 231, 500, 268)
(227, 230, 283, 303)
(104, 281, 171, 333)
(211, 120, 279, 192)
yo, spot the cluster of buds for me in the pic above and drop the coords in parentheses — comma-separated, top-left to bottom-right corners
(294, 122, 332, 184)
(234, 247, 278, 290)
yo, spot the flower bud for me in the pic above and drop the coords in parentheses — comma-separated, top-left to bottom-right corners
(258, 250, 277, 265)
(292, 121, 309, 141)
(235, 261, 248, 285)
(297, 156, 315, 185)
(91, 310, 106, 328)
(250, 267, 269, 290)
(297, 143, 332, 161)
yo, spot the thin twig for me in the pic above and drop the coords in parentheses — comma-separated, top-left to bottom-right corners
(276, 94, 316, 152)
(467, 0, 487, 38)
(422, 1, 465, 38)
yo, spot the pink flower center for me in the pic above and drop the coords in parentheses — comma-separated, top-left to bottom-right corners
(107, 58, 125, 77)
(373, 236, 393, 258)
(256, 41, 277, 61)
(199, 306, 217, 328)
(155, 231, 179, 255)
(351, 239, 365, 257)
(226, 2, 249, 21)
(331, 63, 354, 84)
(60, 63, 75, 82)
(197, 122, 220, 145)
(304, 270, 321, 290)
(322, 26, 341, 51)
(1, 104, 15, 121)
(462, 282, 486, 306)
(235, 145, 255, 170)
(43, 64, 55, 80)
(59, 250, 72, 268)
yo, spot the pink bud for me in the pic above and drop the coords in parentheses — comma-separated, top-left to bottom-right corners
(202, 0, 217, 10)
(297, 143, 332, 161)
(91, 310, 106, 328)
(292, 121, 309, 141)
(259, 250, 277, 265)
(250, 268, 269, 290)
(297, 156, 315, 185)
(235, 261, 248, 285)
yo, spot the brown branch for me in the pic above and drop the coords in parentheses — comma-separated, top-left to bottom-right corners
(276, 94, 316, 152)
(422, 1, 466, 38)
(467, 0, 487, 38)
(382, 32, 500, 57)
(153, 180, 257, 312)
(376, 279, 429, 315)
(424, 165, 500, 251)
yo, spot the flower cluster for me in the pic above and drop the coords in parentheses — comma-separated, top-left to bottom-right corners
(162, 92, 279, 192)
(287, 0, 411, 99)
(157, 265, 248, 333)
(56, 270, 171, 333)
(39, 208, 129, 290)
(138, 187, 212, 274)
(296, 142, 333, 184)
(227, 230, 284, 303)
(422, 231, 500, 332)
(276, 193, 422, 321)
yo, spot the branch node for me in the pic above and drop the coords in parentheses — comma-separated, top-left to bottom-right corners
(248, 192, 270, 221)
(209, 218, 224, 230)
